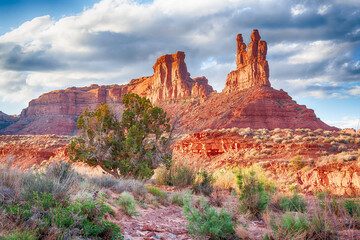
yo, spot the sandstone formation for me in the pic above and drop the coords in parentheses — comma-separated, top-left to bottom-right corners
(0, 52, 213, 135)
(0, 111, 18, 130)
(223, 29, 270, 93)
(0, 30, 337, 135)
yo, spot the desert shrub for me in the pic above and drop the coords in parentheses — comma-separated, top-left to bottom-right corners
(0, 229, 37, 240)
(113, 179, 146, 195)
(67, 93, 173, 179)
(266, 213, 309, 240)
(183, 196, 236, 240)
(117, 192, 138, 216)
(307, 212, 337, 240)
(146, 186, 167, 199)
(289, 156, 304, 170)
(0, 192, 123, 239)
(192, 169, 214, 196)
(237, 167, 271, 218)
(213, 169, 238, 191)
(154, 162, 197, 187)
(343, 199, 360, 218)
(21, 162, 78, 202)
(280, 193, 307, 212)
(90, 175, 119, 188)
(169, 190, 189, 207)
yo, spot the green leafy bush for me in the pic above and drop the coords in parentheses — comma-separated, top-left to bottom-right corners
(170, 191, 189, 207)
(117, 192, 138, 216)
(267, 213, 309, 239)
(0, 192, 123, 240)
(344, 199, 360, 218)
(67, 93, 173, 179)
(280, 193, 307, 212)
(237, 168, 270, 218)
(183, 195, 236, 239)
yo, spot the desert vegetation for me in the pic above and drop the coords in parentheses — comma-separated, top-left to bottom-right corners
(1, 159, 360, 239)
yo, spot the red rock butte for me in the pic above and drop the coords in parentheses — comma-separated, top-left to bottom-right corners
(224, 29, 270, 93)
(0, 29, 337, 135)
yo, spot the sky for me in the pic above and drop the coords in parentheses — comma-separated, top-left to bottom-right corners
(0, 0, 359, 129)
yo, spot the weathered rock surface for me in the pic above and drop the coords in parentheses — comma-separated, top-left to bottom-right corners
(0, 52, 213, 135)
(223, 29, 270, 93)
(0, 111, 18, 130)
(1, 30, 337, 135)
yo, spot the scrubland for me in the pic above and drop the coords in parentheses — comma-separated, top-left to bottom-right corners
(0, 128, 360, 239)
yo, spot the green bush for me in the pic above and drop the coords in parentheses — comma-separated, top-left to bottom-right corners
(192, 169, 214, 196)
(237, 168, 270, 218)
(183, 195, 236, 239)
(0, 192, 123, 240)
(67, 93, 173, 179)
(117, 192, 138, 216)
(280, 193, 307, 212)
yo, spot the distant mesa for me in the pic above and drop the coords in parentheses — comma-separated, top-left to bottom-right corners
(0, 29, 338, 135)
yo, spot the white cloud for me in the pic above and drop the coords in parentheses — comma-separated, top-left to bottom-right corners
(288, 41, 347, 64)
(348, 86, 360, 96)
(326, 116, 360, 130)
(291, 4, 307, 16)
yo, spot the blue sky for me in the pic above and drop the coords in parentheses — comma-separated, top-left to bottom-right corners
(0, 0, 359, 129)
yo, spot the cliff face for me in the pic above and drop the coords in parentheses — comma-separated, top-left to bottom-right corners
(0, 52, 213, 135)
(0, 111, 18, 130)
(223, 29, 270, 93)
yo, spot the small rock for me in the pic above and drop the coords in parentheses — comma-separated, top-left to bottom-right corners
(168, 233, 177, 239)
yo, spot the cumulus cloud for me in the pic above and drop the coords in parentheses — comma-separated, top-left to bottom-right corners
(0, 0, 359, 119)
(327, 116, 360, 130)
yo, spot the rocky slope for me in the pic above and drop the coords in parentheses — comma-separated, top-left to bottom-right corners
(0, 29, 336, 135)
(0, 111, 18, 131)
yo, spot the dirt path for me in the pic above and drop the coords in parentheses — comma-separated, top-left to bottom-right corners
(114, 204, 192, 240)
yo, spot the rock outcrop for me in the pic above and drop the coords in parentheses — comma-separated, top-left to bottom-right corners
(223, 29, 270, 93)
(0, 111, 18, 130)
(0, 52, 213, 135)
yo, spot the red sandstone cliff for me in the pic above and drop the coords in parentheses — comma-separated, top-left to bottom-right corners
(0, 52, 213, 135)
(0, 30, 337, 135)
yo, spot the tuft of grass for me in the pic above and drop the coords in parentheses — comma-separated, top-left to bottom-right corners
(0, 229, 37, 240)
(280, 193, 307, 213)
(169, 190, 189, 207)
(154, 162, 197, 187)
(117, 192, 138, 216)
(183, 195, 236, 240)
(146, 186, 167, 199)
(213, 168, 238, 191)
